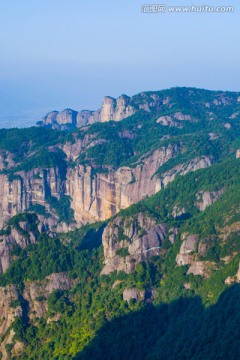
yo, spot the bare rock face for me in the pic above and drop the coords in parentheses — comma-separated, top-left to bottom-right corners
(213, 95, 233, 106)
(236, 149, 240, 159)
(0, 150, 15, 171)
(195, 189, 224, 211)
(0, 167, 64, 229)
(42, 95, 137, 129)
(42, 111, 58, 126)
(77, 110, 96, 127)
(57, 109, 77, 126)
(101, 213, 168, 275)
(188, 261, 215, 278)
(156, 112, 193, 128)
(123, 288, 139, 303)
(168, 228, 179, 244)
(123, 288, 146, 303)
(187, 261, 206, 276)
(229, 112, 240, 119)
(40, 91, 172, 129)
(65, 148, 212, 226)
(67, 145, 179, 223)
(0, 138, 214, 235)
(176, 234, 198, 265)
(42, 109, 77, 129)
(156, 116, 181, 128)
(95, 92, 166, 124)
(174, 112, 192, 121)
(0, 240, 11, 274)
(176, 235, 215, 278)
(100, 95, 135, 123)
(225, 276, 235, 285)
(23, 272, 74, 319)
(237, 262, 240, 282)
(0, 145, 214, 231)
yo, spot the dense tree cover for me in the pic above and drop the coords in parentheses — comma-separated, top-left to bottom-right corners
(0, 221, 105, 287)
(1, 217, 239, 359)
(0, 235, 72, 287)
(77, 285, 240, 360)
(0, 127, 70, 162)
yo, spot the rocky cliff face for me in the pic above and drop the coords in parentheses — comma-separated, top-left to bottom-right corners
(156, 112, 194, 128)
(39, 91, 172, 129)
(101, 213, 168, 274)
(176, 234, 199, 266)
(175, 233, 216, 277)
(0, 151, 15, 171)
(66, 145, 179, 223)
(0, 145, 214, 233)
(99, 95, 136, 122)
(0, 167, 64, 229)
(40, 95, 137, 129)
(0, 139, 215, 276)
(195, 189, 224, 211)
(41, 109, 78, 129)
(39, 88, 240, 130)
(66, 150, 212, 225)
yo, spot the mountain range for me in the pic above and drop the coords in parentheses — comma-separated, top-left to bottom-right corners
(0, 87, 240, 359)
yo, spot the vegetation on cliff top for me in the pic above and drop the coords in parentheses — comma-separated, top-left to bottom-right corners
(0, 88, 240, 359)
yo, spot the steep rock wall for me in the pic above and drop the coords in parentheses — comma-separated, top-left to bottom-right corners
(101, 213, 168, 274)
(0, 167, 64, 229)
(66, 145, 179, 223)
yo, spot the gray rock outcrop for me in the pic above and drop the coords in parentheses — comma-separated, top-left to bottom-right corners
(195, 190, 224, 211)
(101, 213, 168, 275)
(42, 109, 77, 129)
(39, 91, 174, 129)
(123, 288, 146, 303)
(176, 234, 198, 266)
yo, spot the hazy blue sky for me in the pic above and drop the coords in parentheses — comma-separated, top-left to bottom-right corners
(0, 0, 239, 126)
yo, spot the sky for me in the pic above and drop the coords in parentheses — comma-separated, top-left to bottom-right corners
(0, 0, 239, 127)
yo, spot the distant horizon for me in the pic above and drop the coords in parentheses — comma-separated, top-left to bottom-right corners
(1, 0, 239, 128)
